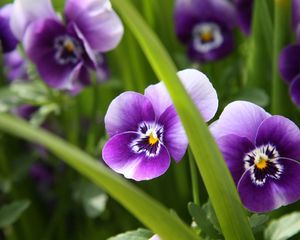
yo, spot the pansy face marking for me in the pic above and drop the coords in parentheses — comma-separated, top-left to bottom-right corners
(192, 22, 223, 53)
(243, 144, 283, 186)
(54, 35, 82, 65)
(130, 122, 164, 157)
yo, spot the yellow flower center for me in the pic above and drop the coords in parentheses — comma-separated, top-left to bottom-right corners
(148, 132, 159, 145)
(255, 156, 268, 169)
(64, 40, 75, 52)
(201, 31, 214, 42)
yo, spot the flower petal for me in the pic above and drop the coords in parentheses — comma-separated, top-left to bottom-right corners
(104, 92, 156, 137)
(290, 75, 300, 107)
(238, 158, 300, 212)
(10, 0, 57, 40)
(210, 101, 270, 142)
(102, 132, 171, 181)
(278, 44, 300, 83)
(292, 0, 300, 32)
(158, 106, 188, 162)
(255, 116, 300, 160)
(235, 0, 253, 35)
(0, 4, 18, 53)
(65, 0, 124, 52)
(217, 134, 254, 185)
(23, 19, 81, 89)
(145, 69, 218, 122)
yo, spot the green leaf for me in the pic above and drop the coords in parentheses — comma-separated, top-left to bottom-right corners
(202, 201, 221, 233)
(73, 180, 108, 218)
(188, 202, 222, 239)
(249, 214, 269, 233)
(234, 88, 269, 107)
(108, 228, 153, 240)
(0, 200, 30, 228)
(264, 212, 300, 240)
(0, 114, 199, 240)
(110, 0, 254, 239)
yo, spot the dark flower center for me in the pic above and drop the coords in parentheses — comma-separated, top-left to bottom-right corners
(54, 35, 82, 65)
(192, 22, 223, 53)
(130, 122, 164, 157)
(244, 144, 283, 186)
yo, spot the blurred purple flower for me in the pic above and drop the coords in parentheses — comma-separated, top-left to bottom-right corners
(10, 0, 122, 94)
(0, 4, 18, 53)
(211, 101, 300, 212)
(174, 0, 236, 62)
(3, 49, 28, 81)
(102, 69, 218, 181)
(30, 162, 54, 185)
(234, 0, 253, 35)
(292, 0, 300, 35)
(278, 44, 300, 107)
(13, 105, 38, 120)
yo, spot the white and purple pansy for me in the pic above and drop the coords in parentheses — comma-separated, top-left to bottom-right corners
(102, 69, 218, 181)
(174, 0, 236, 62)
(211, 101, 300, 212)
(9, 0, 122, 93)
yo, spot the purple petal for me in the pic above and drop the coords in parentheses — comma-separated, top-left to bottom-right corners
(238, 158, 300, 212)
(187, 27, 234, 62)
(292, 0, 300, 32)
(217, 134, 254, 185)
(102, 132, 171, 181)
(104, 92, 156, 137)
(65, 0, 124, 52)
(278, 44, 300, 83)
(10, 0, 57, 40)
(290, 75, 300, 107)
(0, 4, 18, 53)
(210, 101, 270, 142)
(174, 0, 236, 43)
(23, 19, 84, 90)
(158, 106, 188, 162)
(255, 116, 300, 160)
(235, 0, 253, 35)
(3, 50, 28, 81)
(144, 69, 218, 121)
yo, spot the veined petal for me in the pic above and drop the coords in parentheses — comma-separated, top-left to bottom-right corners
(255, 116, 300, 160)
(210, 101, 270, 142)
(0, 4, 18, 53)
(104, 92, 156, 137)
(238, 158, 300, 212)
(290, 75, 300, 107)
(145, 69, 218, 122)
(217, 134, 254, 185)
(278, 44, 300, 83)
(10, 0, 57, 40)
(65, 0, 123, 52)
(158, 106, 188, 162)
(102, 132, 171, 181)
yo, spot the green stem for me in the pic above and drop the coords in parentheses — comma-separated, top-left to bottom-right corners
(111, 1, 254, 239)
(188, 148, 200, 205)
(0, 114, 199, 240)
(271, 0, 292, 115)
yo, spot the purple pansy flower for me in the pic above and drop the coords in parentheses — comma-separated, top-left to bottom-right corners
(3, 49, 28, 81)
(278, 44, 300, 107)
(0, 4, 18, 53)
(211, 101, 300, 212)
(234, 0, 253, 35)
(292, 0, 300, 41)
(174, 0, 236, 62)
(102, 69, 218, 181)
(10, 0, 122, 93)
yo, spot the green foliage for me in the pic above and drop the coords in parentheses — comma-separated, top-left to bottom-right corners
(108, 228, 153, 240)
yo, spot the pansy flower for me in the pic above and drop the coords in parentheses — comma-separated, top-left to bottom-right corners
(0, 4, 18, 53)
(234, 0, 253, 35)
(10, 0, 122, 93)
(4, 49, 28, 81)
(174, 0, 236, 62)
(278, 44, 300, 107)
(102, 69, 218, 181)
(211, 101, 300, 212)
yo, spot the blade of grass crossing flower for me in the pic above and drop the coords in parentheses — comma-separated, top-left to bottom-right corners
(0, 114, 199, 240)
(110, 0, 254, 239)
(271, 0, 293, 116)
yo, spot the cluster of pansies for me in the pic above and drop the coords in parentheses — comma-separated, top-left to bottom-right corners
(278, 0, 300, 107)
(0, 0, 124, 94)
